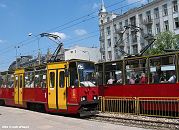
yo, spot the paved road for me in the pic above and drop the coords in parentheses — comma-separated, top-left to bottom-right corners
(0, 106, 149, 130)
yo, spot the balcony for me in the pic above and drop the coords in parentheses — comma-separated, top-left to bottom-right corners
(143, 18, 153, 25)
(143, 33, 154, 41)
(100, 47, 105, 53)
(99, 36, 105, 42)
(115, 28, 124, 34)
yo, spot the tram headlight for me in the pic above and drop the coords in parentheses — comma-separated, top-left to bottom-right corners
(93, 96, 97, 100)
(81, 96, 86, 101)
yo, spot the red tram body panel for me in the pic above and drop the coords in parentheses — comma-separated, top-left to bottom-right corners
(100, 84, 179, 97)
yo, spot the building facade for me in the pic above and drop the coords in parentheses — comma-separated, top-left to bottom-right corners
(99, 0, 179, 61)
(65, 46, 100, 63)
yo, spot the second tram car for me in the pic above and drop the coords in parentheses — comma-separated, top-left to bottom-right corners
(0, 60, 99, 117)
(96, 52, 179, 117)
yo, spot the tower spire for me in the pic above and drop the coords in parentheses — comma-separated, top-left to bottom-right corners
(100, 0, 106, 13)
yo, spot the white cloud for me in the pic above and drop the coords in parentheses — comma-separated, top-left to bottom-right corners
(50, 32, 67, 40)
(74, 29, 87, 36)
(0, 3, 7, 8)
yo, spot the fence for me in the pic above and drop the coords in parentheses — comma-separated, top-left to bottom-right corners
(97, 96, 179, 118)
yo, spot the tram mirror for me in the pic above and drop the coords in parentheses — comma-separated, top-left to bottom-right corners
(43, 75, 46, 79)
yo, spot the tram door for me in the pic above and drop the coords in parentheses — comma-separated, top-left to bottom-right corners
(14, 69, 24, 105)
(48, 63, 67, 110)
(58, 69, 67, 109)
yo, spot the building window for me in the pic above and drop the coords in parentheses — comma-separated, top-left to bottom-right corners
(101, 20, 103, 24)
(154, 7, 159, 19)
(114, 37, 117, 43)
(113, 24, 117, 32)
(107, 17, 110, 22)
(126, 33, 129, 44)
(106, 26, 111, 35)
(174, 17, 179, 29)
(108, 51, 112, 60)
(119, 22, 123, 29)
(147, 25, 152, 35)
(107, 39, 111, 47)
(130, 16, 136, 26)
(127, 47, 130, 54)
(162, 4, 168, 16)
(173, 0, 178, 12)
(139, 14, 143, 24)
(125, 19, 128, 26)
(164, 20, 169, 31)
(156, 23, 160, 34)
(132, 31, 137, 43)
(141, 43, 145, 49)
(146, 11, 151, 21)
(132, 45, 138, 54)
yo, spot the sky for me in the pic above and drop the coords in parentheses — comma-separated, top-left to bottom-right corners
(0, 0, 148, 71)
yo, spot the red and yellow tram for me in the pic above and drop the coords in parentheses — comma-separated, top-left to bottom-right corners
(96, 52, 179, 117)
(0, 60, 99, 117)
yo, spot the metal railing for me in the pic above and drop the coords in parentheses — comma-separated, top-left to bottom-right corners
(97, 97, 179, 118)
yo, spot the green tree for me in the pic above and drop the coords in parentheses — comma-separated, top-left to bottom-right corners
(145, 31, 179, 55)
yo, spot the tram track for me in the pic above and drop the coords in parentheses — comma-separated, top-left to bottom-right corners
(87, 114, 179, 130)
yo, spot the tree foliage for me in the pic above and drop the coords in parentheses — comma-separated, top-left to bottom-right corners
(145, 31, 179, 55)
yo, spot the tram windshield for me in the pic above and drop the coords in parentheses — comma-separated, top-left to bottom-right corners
(77, 62, 96, 87)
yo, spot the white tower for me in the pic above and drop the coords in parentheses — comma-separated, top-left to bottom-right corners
(99, 0, 107, 25)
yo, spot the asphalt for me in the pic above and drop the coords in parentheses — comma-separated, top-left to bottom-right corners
(0, 106, 150, 130)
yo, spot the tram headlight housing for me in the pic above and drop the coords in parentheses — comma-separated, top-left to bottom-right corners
(81, 96, 86, 101)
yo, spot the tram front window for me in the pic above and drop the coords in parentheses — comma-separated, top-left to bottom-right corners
(77, 62, 96, 87)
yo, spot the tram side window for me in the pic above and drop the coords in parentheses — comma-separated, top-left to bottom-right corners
(0, 74, 7, 88)
(34, 71, 41, 88)
(7, 74, 14, 88)
(59, 71, 65, 88)
(15, 76, 18, 88)
(49, 72, 55, 88)
(25, 71, 34, 88)
(69, 62, 78, 87)
(19, 75, 23, 88)
(34, 70, 46, 88)
(95, 64, 103, 85)
(41, 71, 47, 88)
(125, 58, 148, 84)
(0, 76, 2, 88)
(104, 61, 123, 85)
(149, 55, 176, 84)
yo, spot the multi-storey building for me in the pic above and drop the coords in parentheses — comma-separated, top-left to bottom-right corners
(99, 0, 179, 61)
